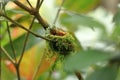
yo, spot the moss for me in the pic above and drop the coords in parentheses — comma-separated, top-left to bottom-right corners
(47, 33, 75, 56)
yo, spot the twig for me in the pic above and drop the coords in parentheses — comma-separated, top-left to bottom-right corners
(18, 17, 35, 65)
(0, 13, 50, 41)
(13, 0, 49, 30)
(14, 17, 36, 80)
(26, 0, 33, 8)
(53, 0, 66, 25)
(32, 50, 46, 80)
(1, 0, 17, 63)
(36, 0, 41, 9)
(15, 64, 21, 80)
(13, 0, 32, 13)
(0, 47, 15, 64)
(6, 21, 17, 62)
(4, 8, 17, 62)
(35, 12, 49, 30)
(75, 71, 83, 80)
(37, 0, 44, 10)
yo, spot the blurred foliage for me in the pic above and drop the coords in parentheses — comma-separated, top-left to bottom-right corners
(56, 0, 100, 13)
(85, 64, 119, 80)
(1, 0, 120, 80)
(60, 12, 106, 33)
(1, 61, 16, 80)
(64, 49, 113, 72)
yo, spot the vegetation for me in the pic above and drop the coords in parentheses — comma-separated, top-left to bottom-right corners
(0, 0, 120, 80)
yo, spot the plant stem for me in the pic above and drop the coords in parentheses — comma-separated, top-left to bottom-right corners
(35, 12, 49, 30)
(0, 47, 15, 64)
(53, 0, 66, 25)
(75, 71, 83, 80)
(26, 0, 33, 8)
(13, 0, 31, 13)
(0, 47, 21, 80)
(6, 19, 17, 62)
(0, 13, 50, 41)
(37, 0, 44, 10)
(36, 0, 41, 9)
(15, 64, 21, 80)
(2, 1, 17, 63)
(13, 0, 49, 30)
(32, 50, 46, 80)
(18, 17, 35, 65)
(36, 0, 44, 10)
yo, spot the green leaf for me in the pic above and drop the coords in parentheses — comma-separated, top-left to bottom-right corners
(56, 0, 100, 13)
(64, 49, 112, 72)
(60, 13, 106, 33)
(0, 21, 9, 46)
(85, 64, 119, 80)
(1, 23, 44, 59)
(1, 33, 40, 58)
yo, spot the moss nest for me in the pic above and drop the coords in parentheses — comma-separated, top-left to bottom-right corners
(47, 32, 75, 56)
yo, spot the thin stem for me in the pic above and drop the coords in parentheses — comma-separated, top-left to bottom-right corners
(0, 13, 50, 41)
(18, 17, 35, 65)
(35, 12, 49, 30)
(6, 19, 17, 62)
(15, 17, 36, 80)
(36, 0, 41, 9)
(2, 1, 17, 62)
(15, 65, 21, 80)
(53, 0, 66, 25)
(38, 0, 44, 10)
(13, 0, 32, 13)
(36, 0, 44, 10)
(26, 0, 33, 8)
(13, 0, 49, 30)
(75, 71, 83, 80)
(0, 47, 15, 64)
(32, 50, 46, 80)
(0, 47, 20, 80)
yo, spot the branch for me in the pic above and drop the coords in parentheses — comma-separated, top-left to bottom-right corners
(35, 12, 49, 30)
(13, 0, 32, 12)
(75, 71, 83, 80)
(32, 50, 46, 80)
(13, 0, 49, 30)
(18, 17, 35, 65)
(26, 0, 33, 8)
(6, 21, 17, 62)
(37, 0, 44, 10)
(36, 0, 41, 9)
(0, 13, 50, 41)
(53, 0, 66, 25)
(4, 8, 16, 62)
(0, 47, 15, 64)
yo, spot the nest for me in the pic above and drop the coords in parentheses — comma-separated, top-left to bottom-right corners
(47, 32, 75, 56)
